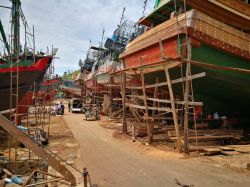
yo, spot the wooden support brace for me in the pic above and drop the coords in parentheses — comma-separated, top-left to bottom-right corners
(0, 115, 76, 186)
(121, 72, 127, 133)
(140, 57, 152, 144)
(159, 39, 166, 60)
(183, 39, 192, 155)
(164, 69, 182, 153)
(125, 103, 172, 112)
(126, 72, 206, 89)
(126, 95, 203, 106)
(151, 77, 159, 136)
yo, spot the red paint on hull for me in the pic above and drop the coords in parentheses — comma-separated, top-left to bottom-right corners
(41, 79, 60, 86)
(0, 56, 52, 73)
(124, 40, 178, 68)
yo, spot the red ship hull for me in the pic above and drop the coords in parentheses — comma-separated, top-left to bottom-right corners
(0, 56, 53, 120)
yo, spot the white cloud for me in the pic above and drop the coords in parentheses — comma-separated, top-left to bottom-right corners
(1, 0, 155, 75)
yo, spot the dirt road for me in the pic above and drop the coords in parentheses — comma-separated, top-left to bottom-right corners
(63, 111, 250, 187)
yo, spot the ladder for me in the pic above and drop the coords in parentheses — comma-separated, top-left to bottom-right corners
(9, 52, 19, 125)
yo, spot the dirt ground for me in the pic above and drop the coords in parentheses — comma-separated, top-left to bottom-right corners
(1, 107, 250, 187)
(99, 116, 250, 172)
(46, 115, 83, 186)
(62, 106, 250, 187)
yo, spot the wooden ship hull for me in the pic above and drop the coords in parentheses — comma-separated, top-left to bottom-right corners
(17, 78, 60, 123)
(120, 9, 250, 120)
(60, 86, 82, 98)
(0, 56, 53, 116)
(140, 0, 250, 30)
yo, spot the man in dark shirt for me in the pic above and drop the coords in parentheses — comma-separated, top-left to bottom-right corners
(68, 101, 71, 112)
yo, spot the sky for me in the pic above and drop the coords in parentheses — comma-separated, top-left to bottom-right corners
(0, 0, 155, 75)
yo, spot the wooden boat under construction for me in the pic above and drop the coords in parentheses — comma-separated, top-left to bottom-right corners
(140, 0, 250, 30)
(120, 4, 250, 123)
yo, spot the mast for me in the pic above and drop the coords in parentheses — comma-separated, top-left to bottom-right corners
(11, 0, 21, 57)
(0, 20, 10, 55)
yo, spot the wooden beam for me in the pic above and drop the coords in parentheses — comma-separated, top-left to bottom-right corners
(152, 77, 159, 119)
(128, 105, 143, 122)
(190, 60, 250, 75)
(26, 178, 66, 187)
(171, 135, 243, 141)
(111, 107, 125, 118)
(165, 69, 182, 153)
(151, 77, 159, 140)
(125, 103, 172, 112)
(121, 72, 127, 133)
(121, 93, 144, 122)
(112, 59, 182, 74)
(159, 39, 166, 60)
(126, 95, 203, 106)
(0, 115, 76, 186)
(183, 41, 192, 155)
(126, 72, 206, 89)
(140, 59, 152, 144)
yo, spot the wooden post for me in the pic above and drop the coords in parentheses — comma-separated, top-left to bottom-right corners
(165, 68, 182, 153)
(140, 69, 152, 144)
(183, 63, 191, 155)
(83, 168, 88, 187)
(183, 39, 192, 155)
(122, 72, 127, 133)
(151, 77, 159, 137)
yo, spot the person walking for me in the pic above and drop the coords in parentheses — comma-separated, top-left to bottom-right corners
(68, 101, 71, 112)
(61, 102, 65, 115)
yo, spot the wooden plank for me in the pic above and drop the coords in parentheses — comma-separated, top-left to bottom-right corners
(128, 106, 143, 123)
(190, 60, 250, 74)
(125, 103, 172, 112)
(126, 95, 203, 106)
(126, 72, 206, 89)
(123, 94, 143, 122)
(177, 0, 250, 30)
(111, 107, 125, 118)
(0, 115, 76, 186)
(209, 0, 250, 18)
(171, 135, 242, 140)
(203, 148, 222, 156)
(168, 129, 243, 137)
(133, 61, 182, 74)
(218, 147, 235, 151)
(117, 59, 182, 75)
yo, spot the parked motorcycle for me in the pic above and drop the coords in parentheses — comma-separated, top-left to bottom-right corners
(85, 106, 100, 121)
